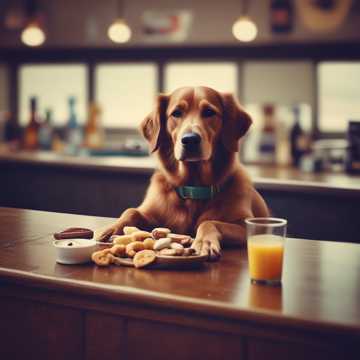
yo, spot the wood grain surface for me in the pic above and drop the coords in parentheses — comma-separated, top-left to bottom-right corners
(0, 206, 359, 339)
(0, 297, 83, 359)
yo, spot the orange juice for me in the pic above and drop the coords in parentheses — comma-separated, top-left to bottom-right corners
(248, 234, 284, 282)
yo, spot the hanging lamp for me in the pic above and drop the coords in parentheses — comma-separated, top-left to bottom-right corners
(108, 0, 131, 43)
(21, 0, 46, 47)
(232, 0, 258, 42)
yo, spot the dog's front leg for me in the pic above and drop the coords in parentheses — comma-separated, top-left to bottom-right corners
(98, 208, 151, 242)
(192, 220, 222, 261)
(192, 220, 248, 261)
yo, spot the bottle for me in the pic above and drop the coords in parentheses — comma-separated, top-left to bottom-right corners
(38, 109, 53, 151)
(23, 97, 40, 150)
(0, 111, 5, 144)
(270, 0, 293, 33)
(52, 129, 65, 153)
(290, 106, 305, 167)
(84, 103, 104, 149)
(258, 104, 277, 164)
(345, 121, 360, 174)
(276, 114, 290, 166)
(3, 111, 21, 151)
(65, 96, 83, 155)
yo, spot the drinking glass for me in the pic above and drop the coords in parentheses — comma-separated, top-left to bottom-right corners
(245, 217, 287, 285)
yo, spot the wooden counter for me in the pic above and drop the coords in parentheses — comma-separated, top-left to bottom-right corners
(0, 207, 359, 360)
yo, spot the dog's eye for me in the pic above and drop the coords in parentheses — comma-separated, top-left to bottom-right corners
(171, 109, 183, 118)
(202, 108, 216, 118)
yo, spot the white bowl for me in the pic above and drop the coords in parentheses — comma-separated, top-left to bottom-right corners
(53, 238, 97, 265)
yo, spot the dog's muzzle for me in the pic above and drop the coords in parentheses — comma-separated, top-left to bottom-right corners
(181, 132, 201, 148)
(180, 132, 202, 161)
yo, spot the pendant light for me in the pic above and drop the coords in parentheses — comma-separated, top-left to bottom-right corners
(21, 22, 45, 46)
(232, 0, 258, 42)
(21, 0, 46, 47)
(108, 0, 131, 43)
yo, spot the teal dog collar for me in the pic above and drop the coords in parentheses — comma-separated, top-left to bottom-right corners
(176, 185, 220, 200)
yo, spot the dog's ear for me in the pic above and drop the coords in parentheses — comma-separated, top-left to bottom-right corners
(139, 94, 169, 153)
(220, 93, 252, 152)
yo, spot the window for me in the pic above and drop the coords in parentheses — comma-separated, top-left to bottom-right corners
(95, 63, 158, 128)
(165, 62, 238, 94)
(19, 64, 87, 125)
(241, 61, 313, 163)
(318, 62, 360, 132)
(243, 61, 314, 106)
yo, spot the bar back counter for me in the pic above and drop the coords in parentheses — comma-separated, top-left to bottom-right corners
(1, 150, 360, 243)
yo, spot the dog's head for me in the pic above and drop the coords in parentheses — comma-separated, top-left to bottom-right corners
(140, 86, 252, 161)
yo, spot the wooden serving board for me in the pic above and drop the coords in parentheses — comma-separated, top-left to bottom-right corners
(112, 254, 208, 269)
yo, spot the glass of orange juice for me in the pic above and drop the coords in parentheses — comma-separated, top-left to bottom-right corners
(245, 217, 287, 285)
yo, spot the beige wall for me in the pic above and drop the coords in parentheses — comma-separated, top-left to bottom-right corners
(0, 0, 360, 47)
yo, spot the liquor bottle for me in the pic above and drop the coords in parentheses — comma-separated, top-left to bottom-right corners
(84, 103, 104, 149)
(23, 96, 40, 150)
(3, 111, 21, 150)
(258, 104, 277, 164)
(276, 112, 290, 166)
(345, 121, 360, 174)
(290, 105, 305, 167)
(0, 112, 4, 144)
(65, 96, 83, 155)
(52, 129, 65, 153)
(38, 109, 53, 151)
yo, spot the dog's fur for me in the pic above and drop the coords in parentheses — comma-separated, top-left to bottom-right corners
(100, 86, 269, 260)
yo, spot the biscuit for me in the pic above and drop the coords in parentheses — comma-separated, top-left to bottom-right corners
(133, 250, 156, 268)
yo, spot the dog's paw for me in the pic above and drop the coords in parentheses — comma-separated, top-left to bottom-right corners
(98, 223, 123, 242)
(191, 236, 221, 262)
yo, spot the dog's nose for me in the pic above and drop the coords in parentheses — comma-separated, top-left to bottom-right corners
(181, 132, 201, 146)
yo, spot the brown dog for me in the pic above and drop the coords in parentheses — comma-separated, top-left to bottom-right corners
(100, 86, 269, 260)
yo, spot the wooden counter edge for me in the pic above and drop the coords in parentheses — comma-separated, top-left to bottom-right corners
(0, 266, 359, 339)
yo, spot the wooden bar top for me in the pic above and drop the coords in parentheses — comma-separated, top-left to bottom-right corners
(0, 207, 359, 340)
(1, 148, 360, 196)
